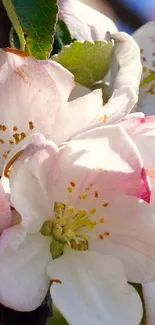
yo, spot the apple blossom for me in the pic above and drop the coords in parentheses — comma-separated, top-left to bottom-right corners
(132, 22, 155, 115)
(58, 0, 117, 42)
(0, 48, 139, 176)
(1, 125, 155, 324)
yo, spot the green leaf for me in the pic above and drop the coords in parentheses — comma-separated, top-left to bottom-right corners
(56, 19, 72, 46)
(52, 40, 113, 87)
(11, 0, 58, 59)
(9, 27, 20, 49)
(52, 19, 73, 56)
(129, 283, 146, 325)
(140, 71, 155, 87)
(47, 306, 69, 325)
(2, 0, 25, 50)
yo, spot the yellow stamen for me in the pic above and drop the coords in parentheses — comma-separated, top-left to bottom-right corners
(66, 229, 75, 237)
(79, 192, 87, 199)
(66, 206, 75, 214)
(56, 227, 63, 235)
(89, 208, 96, 215)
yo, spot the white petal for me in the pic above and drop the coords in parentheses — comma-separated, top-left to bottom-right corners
(111, 32, 142, 95)
(0, 231, 51, 311)
(0, 49, 74, 173)
(43, 59, 75, 103)
(100, 86, 138, 124)
(69, 84, 91, 101)
(132, 22, 155, 116)
(72, 86, 138, 132)
(3, 134, 59, 233)
(58, 0, 117, 42)
(51, 89, 103, 144)
(132, 22, 155, 76)
(87, 194, 155, 283)
(143, 282, 155, 325)
(47, 250, 142, 325)
(0, 224, 26, 254)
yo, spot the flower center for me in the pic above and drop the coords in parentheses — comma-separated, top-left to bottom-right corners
(40, 202, 97, 259)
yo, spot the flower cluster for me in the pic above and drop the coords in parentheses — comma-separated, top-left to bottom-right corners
(0, 1, 155, 325)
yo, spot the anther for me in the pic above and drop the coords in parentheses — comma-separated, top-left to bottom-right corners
(70, 181, 75, 187)
(89, 208, 96, 215)
(94, 191, 98, 198)
(29, 121, 34, 130)
(102, 202, 108, 207)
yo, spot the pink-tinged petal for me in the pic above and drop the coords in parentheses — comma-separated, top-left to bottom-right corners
(0, 232, 51, 311)
(83, 194, 155, 283)
(132, 22, 155, 115)
(0, 182, 12, 233)
(119, 115, 155, 138)
(119, 115, 148, 135)
(46, 125, 147, 204)
(47, 249, 142, 325)
(3, 134, 59, 233)
(111, 32, 142, 96)
(143, 282, 155, 325)
(58, 0, 117, 42)
(140, 168, 150, 203)
(119, 115, 155, 203)
(0, 49, 74, 174)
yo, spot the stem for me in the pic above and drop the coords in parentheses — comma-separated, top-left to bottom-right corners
(2, 0, 25, 50)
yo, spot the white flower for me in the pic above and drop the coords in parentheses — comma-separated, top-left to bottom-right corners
(1, 125, 155, 324)
(0, 48, 138, 175)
